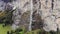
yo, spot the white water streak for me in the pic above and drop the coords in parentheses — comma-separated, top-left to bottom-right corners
(29, 0, 33, 31)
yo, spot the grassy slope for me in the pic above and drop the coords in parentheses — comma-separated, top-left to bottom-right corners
(0, 24, 11, 34)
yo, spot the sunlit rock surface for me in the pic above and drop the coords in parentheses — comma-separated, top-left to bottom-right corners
(41, 0, 60, 32)
(0, 0, 60, 32)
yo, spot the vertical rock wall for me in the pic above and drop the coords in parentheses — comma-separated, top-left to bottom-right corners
(0, 0, 60, 32)
(40, 0, 60, 32)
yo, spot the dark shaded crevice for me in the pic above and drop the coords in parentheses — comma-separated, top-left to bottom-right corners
(39, 0, 41, 9)
(32, 11, 44, 30)
(51, 0, 54, 10)
(33, 0, 37, 4)
(46, 0, 48, 5)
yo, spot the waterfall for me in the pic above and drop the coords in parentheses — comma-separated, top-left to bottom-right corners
(29, 0, 33, 31)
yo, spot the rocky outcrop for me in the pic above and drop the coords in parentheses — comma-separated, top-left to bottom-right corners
(0, 0, 60, 32)
(40, 0, 60, 32)
(11, 0, 60, 31)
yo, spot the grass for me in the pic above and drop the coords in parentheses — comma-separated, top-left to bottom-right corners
(0, 24, 54, 34)
(0, 24, 12, 34)
(0, 24, 60, 34)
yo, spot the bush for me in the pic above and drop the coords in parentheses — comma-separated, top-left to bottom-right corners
(0, 10, 13, 26)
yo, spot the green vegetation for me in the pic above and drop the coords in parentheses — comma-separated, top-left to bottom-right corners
(0, 24, 11, 34)
(0, 24, 60, 34)
(0, 10, 14, 26)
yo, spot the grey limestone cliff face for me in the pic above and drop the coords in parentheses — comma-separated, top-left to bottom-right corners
(41, 0, 60, 32)
(0, 0, 60, 32)
(11, 0, 60, 31)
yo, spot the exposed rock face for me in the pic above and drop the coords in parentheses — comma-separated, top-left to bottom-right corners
(0, 0, 60, 32)
(0, 0, 6, 11)
(40, 0, 60, 32)
(32, 11, 43, 30)
(11, 0, 43, 30)
(11, 0, 31, 30)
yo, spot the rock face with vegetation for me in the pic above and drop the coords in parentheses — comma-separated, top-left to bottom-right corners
(0, 0, 60, 33)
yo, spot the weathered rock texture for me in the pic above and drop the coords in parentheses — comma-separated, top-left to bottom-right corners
(10, 0, 60, 31)
(40, 0, 60, 32)
(0, 0, 60, 32)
